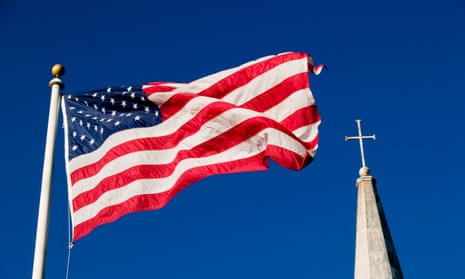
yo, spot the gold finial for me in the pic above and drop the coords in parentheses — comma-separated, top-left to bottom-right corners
(51, 64, 65, 78)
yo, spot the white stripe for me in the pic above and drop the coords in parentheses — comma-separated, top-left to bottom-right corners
(293, 122, 320, 144)
(263, 88, 314, 122)
(222, 57, 308, 106)
(176, 54, 276, 93)
(151, 82, 183, 88)
(72, 127, 307, 226)
(142, 55, 275, 102)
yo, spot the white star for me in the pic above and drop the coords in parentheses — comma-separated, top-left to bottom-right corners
(92, 92, 98, 97)
(132, 103, 138, 109)
(89, 139, 95, 145)
(134, 115, 141, 121)
(80, 135, 86, 141)
(72, 145, 78, 151)
(107, 87, 111, 93)
(121, 101, 127, 108)
(115, 121, 121, 126)
(127, 86, 132, 92)
(130, 92, 136, 99)
(101, 95, 106, 101)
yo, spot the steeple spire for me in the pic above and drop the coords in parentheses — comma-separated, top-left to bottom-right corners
(346, 120, 404, 279)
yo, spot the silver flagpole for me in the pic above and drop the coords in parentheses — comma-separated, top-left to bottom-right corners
(32, 64, 65, 279)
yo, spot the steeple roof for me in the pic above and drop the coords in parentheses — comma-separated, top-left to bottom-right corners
(354, 168, 403, 279)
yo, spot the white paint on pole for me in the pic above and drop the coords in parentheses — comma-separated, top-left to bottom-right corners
(32, 69, 64, 279)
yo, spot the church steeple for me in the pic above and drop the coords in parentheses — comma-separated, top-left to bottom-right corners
(346, 120, 404, 279)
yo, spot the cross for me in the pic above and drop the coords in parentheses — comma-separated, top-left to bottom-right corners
(345, 119, 376, 168)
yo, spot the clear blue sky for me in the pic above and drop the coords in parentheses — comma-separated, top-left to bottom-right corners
(1, 0, 464, 278)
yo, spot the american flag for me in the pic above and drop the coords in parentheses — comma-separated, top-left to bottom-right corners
(62, 52, 322, 241)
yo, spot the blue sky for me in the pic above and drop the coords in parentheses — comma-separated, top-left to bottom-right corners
(1, 0, 464, 278)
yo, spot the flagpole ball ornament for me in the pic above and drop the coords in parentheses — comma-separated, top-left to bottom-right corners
(51, 64, 65, 78)
(359, 166, 370, 177)
(49, 64, 65, 89)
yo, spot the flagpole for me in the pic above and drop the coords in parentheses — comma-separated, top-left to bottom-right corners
(32, 64, 65, 279)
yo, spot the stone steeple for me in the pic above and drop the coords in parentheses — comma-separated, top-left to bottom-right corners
(346, 120, 404, 279)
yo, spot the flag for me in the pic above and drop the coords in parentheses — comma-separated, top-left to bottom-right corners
(62, 52, 322, 241)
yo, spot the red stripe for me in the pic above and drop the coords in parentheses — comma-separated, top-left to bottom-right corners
(198, 53, 307, 99)
(73, 145, 310, 241)
(143, 82, 177, 94)
(280, 106, 320, 132)
(72, 114, 311, 211)
(280, 105, 320, 150)
(147, 53, 309, 119)
(239, 72, 309, 112)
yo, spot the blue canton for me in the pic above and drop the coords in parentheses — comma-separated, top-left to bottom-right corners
(63, 86, 162, 160)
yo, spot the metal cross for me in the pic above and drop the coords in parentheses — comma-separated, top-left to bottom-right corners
(345, 119, 376, 168)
